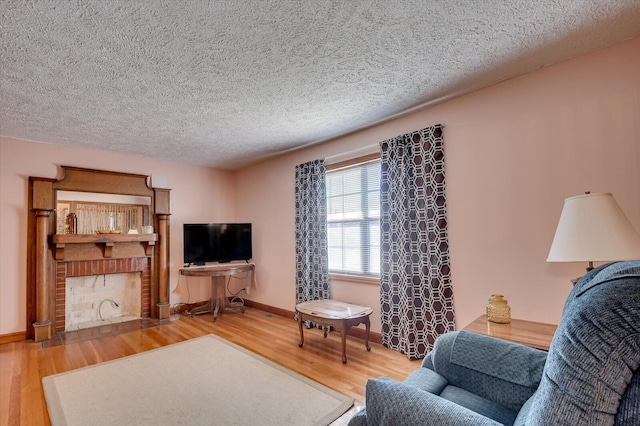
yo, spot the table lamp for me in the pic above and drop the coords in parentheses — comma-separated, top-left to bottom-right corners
(547, 192, 640, 284)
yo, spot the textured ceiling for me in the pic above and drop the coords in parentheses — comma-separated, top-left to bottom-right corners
(2, 1, 639, 170)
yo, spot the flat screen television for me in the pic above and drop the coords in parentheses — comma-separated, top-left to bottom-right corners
(183, 223, 252, 266)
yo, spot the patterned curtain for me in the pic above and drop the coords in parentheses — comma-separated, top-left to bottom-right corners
(295, 159, 331, 305)
(379, 124, 455, 359)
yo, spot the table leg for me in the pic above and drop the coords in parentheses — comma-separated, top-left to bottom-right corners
(212, 297, 221, 322)
(298, 312, 305, 347)
(215, 276, 225, 319)
(364, 317, 371, 351)
(340, 320, 348, 364)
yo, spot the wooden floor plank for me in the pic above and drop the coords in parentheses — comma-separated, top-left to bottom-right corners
(0, 307, 420, 425)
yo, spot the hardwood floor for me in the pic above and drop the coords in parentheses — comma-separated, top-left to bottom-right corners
(0, 307, 420, 426)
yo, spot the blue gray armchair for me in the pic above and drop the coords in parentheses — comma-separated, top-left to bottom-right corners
(349, 260, 640, 425)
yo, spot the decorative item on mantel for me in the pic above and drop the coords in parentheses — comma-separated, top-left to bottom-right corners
(486, 294, 511, 324)
(65, 213, 77, 234)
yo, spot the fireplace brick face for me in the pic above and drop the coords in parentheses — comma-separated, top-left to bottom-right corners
(54, 258, 151, 333)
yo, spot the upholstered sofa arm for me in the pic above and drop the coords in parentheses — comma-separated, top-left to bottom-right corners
(427, 331, 547, 412)
(354, 377, 502, 425)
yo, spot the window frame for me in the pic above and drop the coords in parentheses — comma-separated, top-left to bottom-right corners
(326, 153, 381, 283)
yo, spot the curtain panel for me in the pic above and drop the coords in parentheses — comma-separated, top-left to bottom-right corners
(294, 159, 331, 305)
(379, 124, 455, 359)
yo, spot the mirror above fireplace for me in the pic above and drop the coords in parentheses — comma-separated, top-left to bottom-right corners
(55, 191, 151, 235)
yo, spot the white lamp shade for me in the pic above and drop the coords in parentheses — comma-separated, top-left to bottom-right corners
(547, 193, 640, 262)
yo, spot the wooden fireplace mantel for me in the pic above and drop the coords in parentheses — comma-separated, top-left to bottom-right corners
(27, 166, 171, 342)
(51, 233, 157, 260)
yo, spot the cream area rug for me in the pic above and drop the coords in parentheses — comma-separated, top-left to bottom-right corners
(43, 334, 353, 425)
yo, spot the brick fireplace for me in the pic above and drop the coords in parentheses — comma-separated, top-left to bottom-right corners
(54, 258, 151, 333)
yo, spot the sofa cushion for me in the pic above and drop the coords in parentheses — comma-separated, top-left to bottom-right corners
(364, 377, 502, 425)
(524, 261, 640, 425)
(440, 385, 518, 426)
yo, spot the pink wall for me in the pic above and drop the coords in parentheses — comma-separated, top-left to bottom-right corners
(0, 138, 236, 335)
(235, 37, 640, 332)
(1, 38, 638, 337)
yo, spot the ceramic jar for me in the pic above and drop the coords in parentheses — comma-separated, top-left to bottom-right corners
(487, 294, 511, 324)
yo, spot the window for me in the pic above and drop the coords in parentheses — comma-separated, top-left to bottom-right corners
(326, 159, 380, 277)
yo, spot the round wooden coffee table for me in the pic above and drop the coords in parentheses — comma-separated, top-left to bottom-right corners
(296, 299, 372, 364)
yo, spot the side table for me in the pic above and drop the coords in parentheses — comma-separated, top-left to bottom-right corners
(179, 263, 255, 321)
(296, 299, 372, 364)
(463, 315, 557, 351)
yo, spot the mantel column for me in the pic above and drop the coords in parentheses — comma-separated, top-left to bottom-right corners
(154, 187, 171, 320)
(156, 213, 171, 319)
(33, 209, 52, 342)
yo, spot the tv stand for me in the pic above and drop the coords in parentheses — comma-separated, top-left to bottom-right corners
(179, 262, 256, 321)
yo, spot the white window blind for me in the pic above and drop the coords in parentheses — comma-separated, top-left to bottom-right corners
(326, 160, 380, 276)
